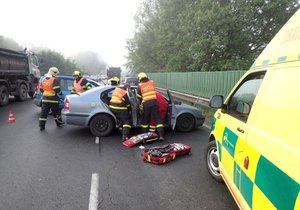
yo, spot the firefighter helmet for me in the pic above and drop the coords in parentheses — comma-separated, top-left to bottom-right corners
(73, 70, 81, 77)
(48, 67, 60, 76)
(138, 72, 148, 82)
(109, 76, 120, 85)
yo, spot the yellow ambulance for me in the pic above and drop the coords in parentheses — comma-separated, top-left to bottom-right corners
(205, 9, 300, 210)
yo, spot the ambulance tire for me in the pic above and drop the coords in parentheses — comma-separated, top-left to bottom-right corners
(205, 140, 223, 183)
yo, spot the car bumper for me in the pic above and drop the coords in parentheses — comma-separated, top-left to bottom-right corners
(195, 116, 205, 127)
(61, 111, 90, 126)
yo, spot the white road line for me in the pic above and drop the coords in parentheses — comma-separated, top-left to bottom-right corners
(89, 173, 99, 210)
(95, 137, 99, 144)
(203, 123, 211, 130)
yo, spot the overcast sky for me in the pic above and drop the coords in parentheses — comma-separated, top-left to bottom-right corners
(0, 0, 142, 67)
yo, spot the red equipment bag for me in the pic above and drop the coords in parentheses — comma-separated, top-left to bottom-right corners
(122, 132, 159, 148)
(142, 143, 191, 165)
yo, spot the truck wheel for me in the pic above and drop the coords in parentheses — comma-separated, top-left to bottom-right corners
(175, 113, 195, 132)
(206, 141, 223, 182)
(89, 114, 115, 137)
(15, 84, 28, 101)
(28, 91, 35, 98)
(0, 85, 9, 106)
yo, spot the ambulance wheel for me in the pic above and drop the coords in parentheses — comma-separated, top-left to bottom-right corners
(206, 141, 223, 182)
(90, 114, 114, 137)
(175, 113, 195, 132)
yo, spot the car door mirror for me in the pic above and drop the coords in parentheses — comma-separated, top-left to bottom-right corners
(209, 95, 223, 108)
(236, 101, 251, 115)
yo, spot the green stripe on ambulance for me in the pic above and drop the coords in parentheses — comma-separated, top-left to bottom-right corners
(222, 127, 238, 158)
(255, 156, 299, 210)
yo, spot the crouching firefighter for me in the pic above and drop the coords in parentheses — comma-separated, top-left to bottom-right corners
(109, 77, 132, 141)
(137, 72, 165, 141)
(39, 67, 64, 131)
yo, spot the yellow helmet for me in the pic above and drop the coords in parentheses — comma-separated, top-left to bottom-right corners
(137, 72, 148, 82)
(110, 76, 120, 85)
(48, 67, 60, 76)
(73, 70, 81, 76)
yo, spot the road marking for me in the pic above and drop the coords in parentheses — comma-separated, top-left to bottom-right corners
(95, 137, 99, 144)
(89, 173, 99, 210)
(203, 123, 210, 129)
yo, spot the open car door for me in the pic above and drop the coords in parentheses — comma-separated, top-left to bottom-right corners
(126, 87, 140, 126)
(166, 90, 176, 130)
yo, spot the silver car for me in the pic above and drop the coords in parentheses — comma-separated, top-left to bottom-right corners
(61, 85, 205, 136)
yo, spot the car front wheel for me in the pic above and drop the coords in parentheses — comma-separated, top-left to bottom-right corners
(206, 140, 223, 182)
(175, 113, 195, 132)
(89, 114, 115, 137)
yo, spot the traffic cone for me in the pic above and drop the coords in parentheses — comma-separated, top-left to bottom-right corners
(8, 111, 16, 123)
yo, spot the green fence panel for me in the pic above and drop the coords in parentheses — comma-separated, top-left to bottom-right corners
(148, 70, 246, 99)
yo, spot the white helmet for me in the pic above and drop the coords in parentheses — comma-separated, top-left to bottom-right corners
(48, 67, 60, 76)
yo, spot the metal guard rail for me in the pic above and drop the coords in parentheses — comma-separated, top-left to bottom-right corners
(157, 87, 210, 107)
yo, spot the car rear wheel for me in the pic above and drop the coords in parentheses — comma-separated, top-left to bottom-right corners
(90, 114, 114, 137)
(175, 113, 195, 132)
(206, 141, 223, 182)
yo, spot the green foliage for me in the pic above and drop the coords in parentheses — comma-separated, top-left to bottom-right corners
(35, 49, 78, 75)
(127, 0, 299, 73)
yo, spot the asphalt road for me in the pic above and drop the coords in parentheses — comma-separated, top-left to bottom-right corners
(0, 98, 238, 210)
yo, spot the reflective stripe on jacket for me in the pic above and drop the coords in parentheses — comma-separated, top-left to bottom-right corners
(73, 77, 84, 93)
(139, 80, 157, 102)
(109, 87, 130, 110)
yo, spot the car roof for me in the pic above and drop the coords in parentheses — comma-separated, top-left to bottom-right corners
(39, 75, 101, 86)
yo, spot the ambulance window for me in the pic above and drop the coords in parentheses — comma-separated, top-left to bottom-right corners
(227, 72, 265, 122)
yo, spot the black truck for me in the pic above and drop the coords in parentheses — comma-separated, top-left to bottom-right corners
(0, 48, 40, 106)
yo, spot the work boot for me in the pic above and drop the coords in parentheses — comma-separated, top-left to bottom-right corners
(159, 136, 165, 141)
(157, 127, 165, 141)
(122, 135, 129, 142)
(40, 127, 45, 131)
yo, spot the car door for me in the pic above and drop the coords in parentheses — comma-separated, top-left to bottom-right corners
(126, 87, 140, 126)
(217, 71, 266, 207)
(166, 90, 176, 129)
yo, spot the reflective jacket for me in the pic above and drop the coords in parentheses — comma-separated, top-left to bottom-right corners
(41, 77, 61, 103)
(109, 87, 130, 110)
(73, 77, 84, 93)
(138, 80, 157, 103)
(73, 77, 92, 93)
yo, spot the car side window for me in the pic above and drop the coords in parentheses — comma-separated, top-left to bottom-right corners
(227, 72, 266, 122)
(65, 79, 74, 91)
(100, 88, 114, 105)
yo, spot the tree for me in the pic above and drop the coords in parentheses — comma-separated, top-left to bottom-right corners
(35, 49, 78, 75)
(127, 0, 299, 72)
(72, 51, 107, 75)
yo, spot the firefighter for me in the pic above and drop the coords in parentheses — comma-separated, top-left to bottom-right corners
(109, 77, 132, 141)
(149, 92, 168, 133)
(137, 72, 165, 140)
(39, 67, 64, 131)
(72, 70, 92, 93)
